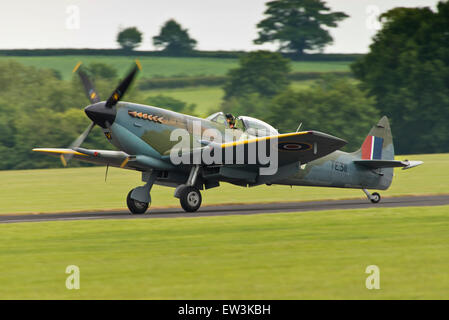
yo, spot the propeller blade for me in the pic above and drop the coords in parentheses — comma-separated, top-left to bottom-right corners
(61, 122, 95, 166)
(70, 122, 95, 150)
(73, 62, 101, 104)
(105, 60, 141, 108)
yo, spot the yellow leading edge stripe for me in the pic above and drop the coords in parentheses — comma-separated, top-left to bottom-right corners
(32, 148, 87, 156)
(220, 131, 309, 148)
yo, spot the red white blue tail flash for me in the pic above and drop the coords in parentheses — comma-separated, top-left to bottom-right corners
(361, 135, 383, 160)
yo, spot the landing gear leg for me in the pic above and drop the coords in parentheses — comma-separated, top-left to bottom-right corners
(127, 170, 158, 214)
(174, 165, 202, 213)
(363, 189, 381, 204)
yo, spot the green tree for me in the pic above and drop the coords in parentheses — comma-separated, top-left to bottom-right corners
(0, 102, 15, 149)
(15, 108, 110, 169)
(352, 1, 449, 154)
(254, 0, 348, 56)
(117, 27, 143, 51)
(152, 19, 197, 55)
(86, 63, 118, 80)
(268, 77, 378, 151)
(0, 60, 87, 113)
(221, 93, 271, 121)
(223, 51, 291, 100)
(146, 95, 196, 115)
(0, 60, 117, 170)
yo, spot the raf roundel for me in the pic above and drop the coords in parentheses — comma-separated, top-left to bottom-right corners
(278, 142, 311, 151)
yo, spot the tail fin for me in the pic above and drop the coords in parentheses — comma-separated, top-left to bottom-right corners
(353, 116, 423, 190)
(355, 116, 394, 161)
(352, 116, 394, 190)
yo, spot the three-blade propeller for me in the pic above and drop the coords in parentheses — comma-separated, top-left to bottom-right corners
(61, 60, 141, 166)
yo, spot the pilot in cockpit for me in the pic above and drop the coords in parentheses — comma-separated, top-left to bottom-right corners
(225, 113, 236, 129)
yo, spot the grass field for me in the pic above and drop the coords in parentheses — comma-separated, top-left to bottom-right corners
(0, 56, 351, 79)
(1, 55, 446, 300)
(0, 153, 446, 215)
(0, 205, 448, 299)
(142, 85, 224, 116)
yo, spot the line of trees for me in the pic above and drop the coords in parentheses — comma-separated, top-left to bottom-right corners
(117, 20, 197, 55)
(0, 56, 370, 171)
(220, 0, 449, 154)
(1, 0, 448, 171)
(0, 60, 198, 170)
(352, 0, 449, 154)
(221, 51, 377, 151)
(117, 0, 348, 56)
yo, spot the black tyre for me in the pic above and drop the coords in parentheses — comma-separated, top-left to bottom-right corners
(370, 192, 381, 204)
(126, 189, 149, 214)
(179, 186, 202, 212)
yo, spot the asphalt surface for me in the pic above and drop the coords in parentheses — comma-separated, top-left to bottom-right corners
(1, 195, 448, 224)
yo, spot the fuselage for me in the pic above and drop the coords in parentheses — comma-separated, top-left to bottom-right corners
(103, 102, 392, 192)
(108, 102, 246, 157)
(273, 150, 393, 190)
(36, 61, 408, 215)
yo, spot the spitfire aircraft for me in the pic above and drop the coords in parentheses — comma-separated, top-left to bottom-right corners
(33, 61, 423, 214)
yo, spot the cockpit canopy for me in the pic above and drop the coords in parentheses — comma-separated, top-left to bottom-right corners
(238, 116, 279, 137)
(206, 112, 278, 137)
(206, 112, 228, 126)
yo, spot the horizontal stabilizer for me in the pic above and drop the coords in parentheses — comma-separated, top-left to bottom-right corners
(354, 159, 423, 170)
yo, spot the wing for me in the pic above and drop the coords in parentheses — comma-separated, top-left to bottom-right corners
(217, 131, 347, 167)
(33, 147, 177, 171)
(33, 148, 133, 169)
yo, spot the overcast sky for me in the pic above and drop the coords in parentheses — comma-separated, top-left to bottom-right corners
(0, 0, 441, 53)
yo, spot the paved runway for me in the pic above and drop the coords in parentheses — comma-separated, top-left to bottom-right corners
(1, 195, 448, 224)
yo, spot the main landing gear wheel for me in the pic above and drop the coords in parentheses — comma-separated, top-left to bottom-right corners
(179, 186, 202, 213)
(126, 189, 149, 214)
(370, 192, 381, 204)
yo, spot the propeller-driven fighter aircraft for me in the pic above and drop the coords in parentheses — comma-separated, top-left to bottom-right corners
(33, 62, 423, 214)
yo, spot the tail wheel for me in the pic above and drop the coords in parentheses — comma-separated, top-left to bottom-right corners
(126, 189, 149, 214)
(370, 192, 381, 204)
(180, 186, 202, 212)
